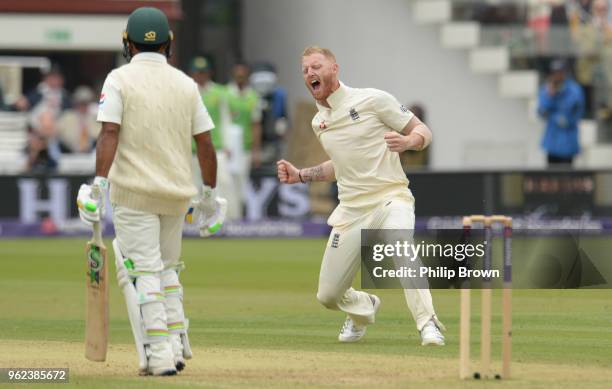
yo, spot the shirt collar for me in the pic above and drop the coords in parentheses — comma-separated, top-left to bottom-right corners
(316, 81, 347, 111)
(131, 52, 167, 64)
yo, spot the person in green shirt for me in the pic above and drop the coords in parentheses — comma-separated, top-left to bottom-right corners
(226, 63, 263, 169)
(224, 63, 263, 217)
(189, 56, 227, 151)
(189, 56, 241, 219)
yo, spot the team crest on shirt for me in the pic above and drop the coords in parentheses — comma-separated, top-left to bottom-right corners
(349, 108, 359, 121)
(400, 104, 409, 113)
(98, 93, 106, 105)
(319, 120, 327, 129)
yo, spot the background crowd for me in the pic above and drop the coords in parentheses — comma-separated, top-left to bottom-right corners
(0, 0, 610, 179)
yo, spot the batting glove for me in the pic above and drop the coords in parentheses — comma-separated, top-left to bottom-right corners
(186, 185, 227, 237)
(77, 176, 108, 226)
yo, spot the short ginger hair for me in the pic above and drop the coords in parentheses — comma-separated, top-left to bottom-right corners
(302, 45, 336, 62)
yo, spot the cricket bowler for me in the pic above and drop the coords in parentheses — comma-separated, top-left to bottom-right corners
(76, 7, 226, 375)
(277, 46, 445, 345)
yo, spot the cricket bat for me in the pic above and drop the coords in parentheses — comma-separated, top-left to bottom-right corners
(84, 189, 109, 361)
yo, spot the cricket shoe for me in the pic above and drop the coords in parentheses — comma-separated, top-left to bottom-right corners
(145, 341, 177, 376)
(338, 294, 381, 343)
(420, 317, 446, 346)
(170, 334, 186, 372)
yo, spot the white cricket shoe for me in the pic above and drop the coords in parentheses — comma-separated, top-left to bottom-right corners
(338, 294, 381, 343)
(170, 334, 185, 371)
(145, 341, 177, 376)
(420, 318, 445, 346)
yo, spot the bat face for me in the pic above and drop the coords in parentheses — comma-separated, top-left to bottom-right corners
(87, 244, 104, 287)
(85, 238, 109, 362)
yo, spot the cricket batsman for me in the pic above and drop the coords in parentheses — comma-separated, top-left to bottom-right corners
(277, 46, 445, 345)
(76, 7, 226, 375)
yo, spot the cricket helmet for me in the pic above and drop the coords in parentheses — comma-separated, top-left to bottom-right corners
(190, 56, 212, 73)
(122, 7, 174, 60)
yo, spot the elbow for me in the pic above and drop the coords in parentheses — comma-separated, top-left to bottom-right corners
(414, 126, 432, 150)
(100, 123, 120, 139)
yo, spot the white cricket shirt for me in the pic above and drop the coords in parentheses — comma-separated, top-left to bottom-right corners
(312, 82, 417, 227)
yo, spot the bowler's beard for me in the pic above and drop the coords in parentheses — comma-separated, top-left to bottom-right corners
(315, 74, 337, 103)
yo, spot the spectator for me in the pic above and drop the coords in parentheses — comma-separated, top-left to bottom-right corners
(528, 0, 552, 53)
(226, 62, 263, 214)
(14, 65, 71, 116)
(56, 86, 100, 153)
(537, 59, 585, 166)
(570, 0, 597, 117)
(26, 110, 59, 173)
(250, 62, 289, 164)
(189, 56, 228, 154)
(20, 65, 71, 173)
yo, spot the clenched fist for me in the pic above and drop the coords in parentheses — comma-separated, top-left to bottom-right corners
(277, 159, 301, 184)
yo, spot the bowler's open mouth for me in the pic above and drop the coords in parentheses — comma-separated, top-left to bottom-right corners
(311, 79, 321, 91)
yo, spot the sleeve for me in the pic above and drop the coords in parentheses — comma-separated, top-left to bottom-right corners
(192, 84, 215, 136)
(96, 72, 123, 124)
(374, 91, 414, 132)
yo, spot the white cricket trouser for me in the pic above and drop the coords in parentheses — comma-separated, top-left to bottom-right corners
(317, 197, 437, 330)
(113, 204, 187, 341)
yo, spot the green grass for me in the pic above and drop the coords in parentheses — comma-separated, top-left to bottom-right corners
(0, 238, 611, 387)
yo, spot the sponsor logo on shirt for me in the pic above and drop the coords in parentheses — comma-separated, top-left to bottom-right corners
(400, 104, 409, 113)
(349, 108, 359, 121)
(331, 232, 340, 248)
(98, 93, 106, 105)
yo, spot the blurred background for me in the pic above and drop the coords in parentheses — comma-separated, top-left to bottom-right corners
(1, 0, 612, 237)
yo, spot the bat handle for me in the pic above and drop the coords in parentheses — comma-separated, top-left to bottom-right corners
(90, 185, 103, 243)
(92, 221, 103, 244)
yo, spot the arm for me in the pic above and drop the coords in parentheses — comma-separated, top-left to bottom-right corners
(277, 159, 335, 184)
(194, 131, 217, 188)
(77, 121, 116, 225)
(95, 122, 120, 177)
(373, 91, 431, 152)
(192, 131, 226, 238)
(384, 115, 432, 152)
(95, 72, 123, 177)
(538, 80, 559, 118)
